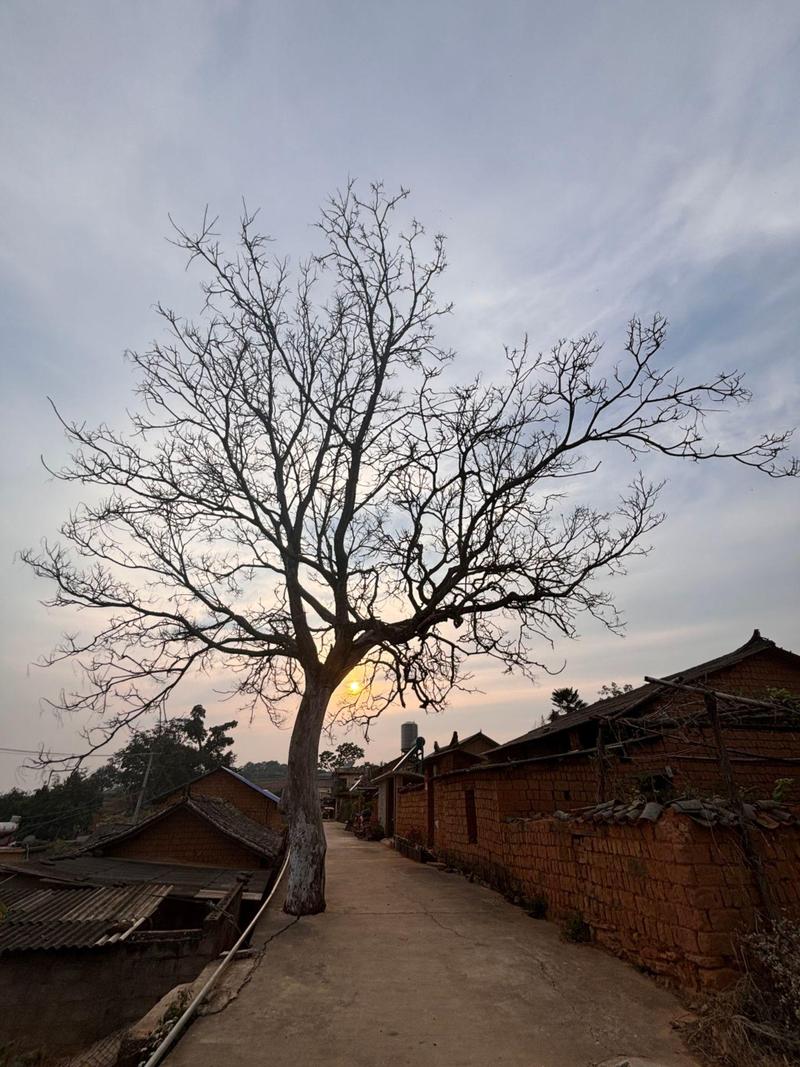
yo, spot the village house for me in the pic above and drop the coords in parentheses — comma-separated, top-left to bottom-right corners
(490, 628, 800, 761)
(330, 765, 367, 821)
(394, 731, 499, 845)
(82, 792, 283, 869)
(482, 629, 800, 809)
(391, 630, 800, 990)
(0, 857, 249, 1060)
(152, 764, 284, 831)
(0, 765, 287, 1061)
(424, 731, 498, 775)
(369, 754, 423, 837)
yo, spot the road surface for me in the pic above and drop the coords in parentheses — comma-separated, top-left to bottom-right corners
(167, 823, 694, 1067)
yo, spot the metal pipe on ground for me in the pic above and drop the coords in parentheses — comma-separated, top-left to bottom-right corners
(142, 848, 291, 1067)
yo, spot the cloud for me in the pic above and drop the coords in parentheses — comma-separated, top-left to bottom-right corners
(1, 1, 798, 784)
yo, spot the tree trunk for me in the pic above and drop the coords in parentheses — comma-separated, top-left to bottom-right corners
(282, 680, 332, 916)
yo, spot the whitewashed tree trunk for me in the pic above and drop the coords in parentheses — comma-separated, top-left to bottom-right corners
(282, 682, 331, 915)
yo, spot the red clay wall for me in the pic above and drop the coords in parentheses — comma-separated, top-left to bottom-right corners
(394, 763, 800, 990)
(609, 732, 800, 800)
(158, 769, 285, 830)
(105, 806, 263, 868)
(499, 812, 800, 990)
(395, 784, 426, 840)
(469, 733, 800, 821)
(428, 774, 506, 881)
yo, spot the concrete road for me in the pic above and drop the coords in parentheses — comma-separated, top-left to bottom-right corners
(168, 824, 695, 1067)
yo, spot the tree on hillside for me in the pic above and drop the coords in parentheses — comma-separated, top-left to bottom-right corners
(238, 759, 288, 781)
(100, 704, 237, 806)
(318, 742, 365, 772)
(23, 184, 796, 914)
(549, 687, 587, 721)
(0, 771, 104, 842)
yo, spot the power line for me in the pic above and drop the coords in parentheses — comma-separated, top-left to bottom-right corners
(0, 746, 158, 759)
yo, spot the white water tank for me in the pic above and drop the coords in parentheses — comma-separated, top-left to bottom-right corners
(400, 722, 419, 753)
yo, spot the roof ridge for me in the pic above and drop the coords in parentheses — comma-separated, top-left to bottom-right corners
(491, 629, 791, 754)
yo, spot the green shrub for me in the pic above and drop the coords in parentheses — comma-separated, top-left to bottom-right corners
(772, 777, 794, 803)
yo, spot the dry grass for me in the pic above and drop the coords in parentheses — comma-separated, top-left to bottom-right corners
(685, 918, 800, 1067)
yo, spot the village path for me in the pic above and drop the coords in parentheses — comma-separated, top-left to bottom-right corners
(167, 824, 696, 1067)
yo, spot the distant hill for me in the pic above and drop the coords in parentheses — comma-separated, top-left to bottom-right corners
(237, 760, 289, 781)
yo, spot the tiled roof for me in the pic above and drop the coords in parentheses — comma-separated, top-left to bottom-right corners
(0, 879, 170, 954)
(421, 731, 499, 765)
(492, 630, 794, 757)
(188, 795, 284, 858)
(77, 795, 285, 862)
(534, 795, 799, 831)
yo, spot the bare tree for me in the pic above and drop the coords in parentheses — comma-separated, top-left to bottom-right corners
(23, 184, 796, 914)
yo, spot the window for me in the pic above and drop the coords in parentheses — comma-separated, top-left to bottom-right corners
(465, 788, 478, 844)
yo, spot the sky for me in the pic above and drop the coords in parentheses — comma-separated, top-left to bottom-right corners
(1, 1, 798, 790)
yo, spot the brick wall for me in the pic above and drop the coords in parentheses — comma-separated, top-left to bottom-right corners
(608, 731, 800, 800)
(158, 768, 285, 830)
(428, 773, 506, 882)
(394, 755, 800, 990)
(461, 731, 800, 822)
(395, 783, 426, 840)
(499, 812, 800, 990)
(106, 806, 263, 868)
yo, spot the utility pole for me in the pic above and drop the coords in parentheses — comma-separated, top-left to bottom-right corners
(133, 751, 154, 821)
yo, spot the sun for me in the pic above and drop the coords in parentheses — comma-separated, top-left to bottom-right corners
(347, 680, 361, 695)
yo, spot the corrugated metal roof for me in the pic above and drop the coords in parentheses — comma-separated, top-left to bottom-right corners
(0, 856, 270, 900)
(0, 879, 170, 954)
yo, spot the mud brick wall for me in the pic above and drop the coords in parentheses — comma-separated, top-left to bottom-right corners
(105, 805, 263, 868)
(435, 804, 800, 990)
(395, 784, 426, 840)
(479, 733, 800, 819)
(636, 651, 800, 718)
(431, 773, 506, 882)
(610, 735, 800, 801)
(494, 761, 599, 815)
(158, 768, 285, 830)
(706, 652, 800, 699)
(502, 811, 800, 989)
